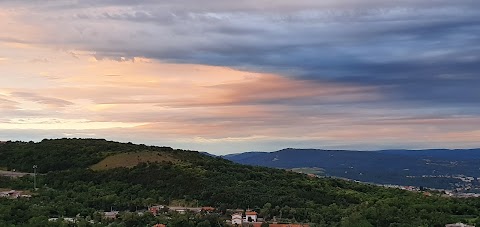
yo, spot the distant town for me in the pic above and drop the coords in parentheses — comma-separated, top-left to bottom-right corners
(0, 192, 311, 227)
(291, 168, 480, 198)
(1, 186, 473, 227)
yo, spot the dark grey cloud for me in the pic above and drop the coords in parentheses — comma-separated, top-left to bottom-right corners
(2, 0, 480, 111)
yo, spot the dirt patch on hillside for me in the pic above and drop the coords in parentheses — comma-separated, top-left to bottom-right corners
(90, 151, 180, 171)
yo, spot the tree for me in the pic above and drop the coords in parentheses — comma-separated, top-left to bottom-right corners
(27, 216, 49, 227)
(170, 216, 194, 227)
(340, 213, 373, 227)
(196, 220, 211, 227)
(260, 203, 272, 220)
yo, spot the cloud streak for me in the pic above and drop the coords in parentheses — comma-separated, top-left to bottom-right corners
(11, 92, 73, 108)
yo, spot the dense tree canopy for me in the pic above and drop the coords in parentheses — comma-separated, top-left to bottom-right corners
(1, 139, 480, 226)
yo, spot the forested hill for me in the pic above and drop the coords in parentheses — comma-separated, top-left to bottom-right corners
(224, 148, 480, 190)
(0, 139, 190, 173)
(1, 139, 480, 226)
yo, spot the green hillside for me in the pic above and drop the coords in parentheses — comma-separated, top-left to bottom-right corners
(1, 139, 480, 226)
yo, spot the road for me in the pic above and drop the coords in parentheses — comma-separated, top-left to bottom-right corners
(0, 170, 32, 178)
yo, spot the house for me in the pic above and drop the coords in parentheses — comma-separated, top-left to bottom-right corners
(63, 218, 76, 223)
(48, 217, 76, 223)
(176, 208, 188, 214)
(104, 211, 119, 219)
(168, 206, 202, 213)
(229, 210, 310, 227)
(152, 224, 166, 227)
(149, 205, 165, 216)
(245, 211, 258, 222)
(202, 207, 215, 213)
(232, 213, 243, 225)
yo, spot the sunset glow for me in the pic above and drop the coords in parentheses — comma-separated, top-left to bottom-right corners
(1, 1, 479, 154)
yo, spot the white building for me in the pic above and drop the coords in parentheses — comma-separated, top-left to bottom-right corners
(244, 211, 258, 223)
(231, 213, 243, 225)
(0, 190, 20, 199)
(48, 217, 76, 223)
(104, 211, 119, 219)
(445, 223, 474, 227)
(175, 209, 187, 214)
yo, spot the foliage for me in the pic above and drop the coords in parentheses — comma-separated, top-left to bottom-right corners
(1, 139, 480, 226)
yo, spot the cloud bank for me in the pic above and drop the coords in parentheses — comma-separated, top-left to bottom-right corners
(0, 1, 479, 153)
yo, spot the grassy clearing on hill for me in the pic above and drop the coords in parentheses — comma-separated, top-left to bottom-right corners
(290, 167, 325, 175)
(90, 151, 180, 171)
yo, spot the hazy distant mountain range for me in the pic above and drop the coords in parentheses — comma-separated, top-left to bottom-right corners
(224, 148, 480, 190)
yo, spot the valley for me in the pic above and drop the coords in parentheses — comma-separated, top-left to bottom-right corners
(224, 148, 480, 192)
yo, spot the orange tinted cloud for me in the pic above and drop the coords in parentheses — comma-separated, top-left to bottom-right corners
(1, 44, 480, 154)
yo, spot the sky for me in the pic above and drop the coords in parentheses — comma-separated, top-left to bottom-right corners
(0, 0, 479, 154)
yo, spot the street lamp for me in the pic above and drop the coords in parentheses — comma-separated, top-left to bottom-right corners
(33, 165, 37, 190)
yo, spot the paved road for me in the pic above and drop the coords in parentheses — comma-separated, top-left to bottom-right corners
(0, 170, 31, 178)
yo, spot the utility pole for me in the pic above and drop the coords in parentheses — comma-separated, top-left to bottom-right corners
(33, 165, 38, 190)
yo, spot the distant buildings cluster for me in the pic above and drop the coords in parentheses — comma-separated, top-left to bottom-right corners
(148, 205, 215, 216)
(148, 205, 309, 227)
(231, 211, 258, 224)
(229, 210, 310, 227)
